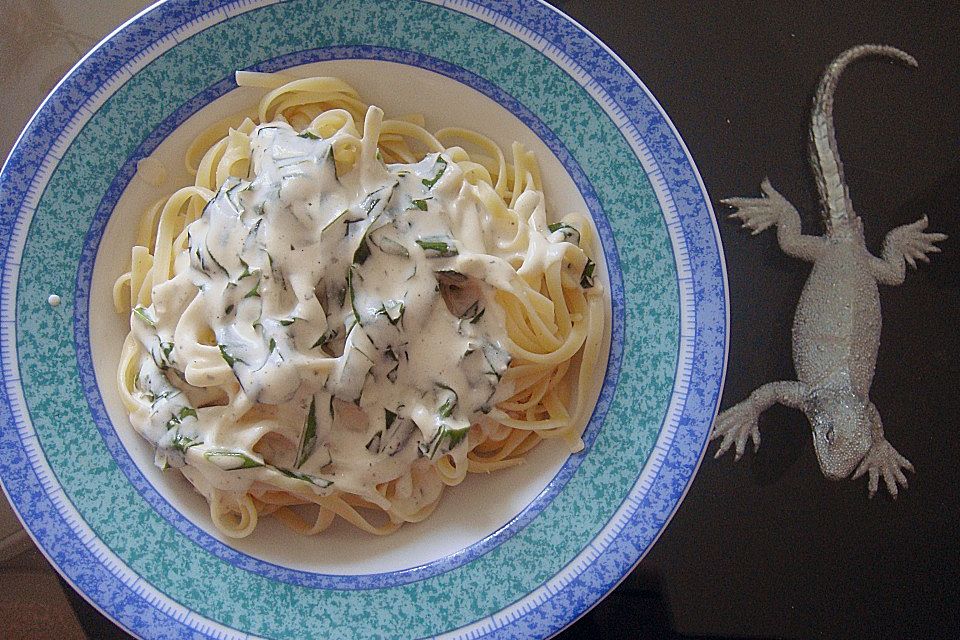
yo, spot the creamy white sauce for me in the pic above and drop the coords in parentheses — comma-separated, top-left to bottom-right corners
(129, 121, 520, 505)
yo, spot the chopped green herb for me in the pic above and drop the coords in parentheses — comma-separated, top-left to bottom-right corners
(276, 466, 332, 488)
(133, 306, 156, 327)
(275, 156, 310, 171)
(311, 329, 338, 349)
(238, 259, 254, 280)
(353, 237, 372, 265)
(268, 337, 276, 353)
(178, 407, 197, 421)
(151, 339, 175, 370)
(446, 425, 470, 448)
(376, 235, 409, 257)
(148, 389, 179, 407)
(243, 279, 261, 299)
(416, 237, 458, 258)
(419, 423, 470, 458)
(347, 268, 361, 326)
(225, 304, 234, 315)
(224, 180, 249, 212)
(437, 384, 458, 419)
(379, 300, 405, 326)
(580, 258, 596, 288)
(460, 301, 485, 324)
(206, 246, 230, 277)
(548, 222, 581, 245)
(170, 431, 200, 454)
(422, 155, 448, 189)
(363, 195, 382, 216)
(204, 449, 264, 470)
(249, 218, 264, 241)
(385, 409, 398, 430)
(353, 184, 398, 265)
(298, 130, 320, 139)
(387, 363, 399, 384)
(411, 198, 429, 211)
(218, 344, 243, 367)
(295, 396, 317, 468)
(438, 402, 454, 419)
(193, 244, 206, 272)
(279, 318, 295, 326)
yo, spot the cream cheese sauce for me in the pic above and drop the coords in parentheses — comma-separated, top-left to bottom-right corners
(129, 120, 520, 505)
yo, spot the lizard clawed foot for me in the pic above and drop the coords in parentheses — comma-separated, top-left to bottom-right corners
(721, 178, 796, 235)
(711, 400, 761, 461)
(852, 439, 914, 498)
(886, 216, 948, 268)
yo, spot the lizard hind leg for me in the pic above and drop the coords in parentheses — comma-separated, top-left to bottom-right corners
(712, 381, 811, 461)
(851, 403, 915, 498)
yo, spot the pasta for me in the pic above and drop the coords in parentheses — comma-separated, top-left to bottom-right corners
(113, 72, 607, 538)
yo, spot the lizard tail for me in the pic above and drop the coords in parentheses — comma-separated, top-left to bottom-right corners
(808, 44, 917, 237)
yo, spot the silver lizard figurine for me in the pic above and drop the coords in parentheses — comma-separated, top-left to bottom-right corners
(712, 44, 947, 497)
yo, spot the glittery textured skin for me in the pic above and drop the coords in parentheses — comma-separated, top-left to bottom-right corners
(712, 45, 947, 497)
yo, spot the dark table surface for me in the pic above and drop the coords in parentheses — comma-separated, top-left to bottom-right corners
(55, 1, 960, 638)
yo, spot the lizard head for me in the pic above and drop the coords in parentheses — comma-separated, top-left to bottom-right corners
(808, 389, 872, 479)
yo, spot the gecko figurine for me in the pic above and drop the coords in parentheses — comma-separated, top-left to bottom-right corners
(712, 44, 947, 497)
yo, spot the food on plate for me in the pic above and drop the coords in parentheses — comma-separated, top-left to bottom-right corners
(113, 72, 606, 538)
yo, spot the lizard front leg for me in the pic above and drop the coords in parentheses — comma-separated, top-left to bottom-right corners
(712, 381, 811, 460)
(868, 216, 947, 285)
(722, 178, 826, 262)
(852, 403, 914, 497)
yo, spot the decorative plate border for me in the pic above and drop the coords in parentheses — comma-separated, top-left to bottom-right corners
(0, 1, 726, 638)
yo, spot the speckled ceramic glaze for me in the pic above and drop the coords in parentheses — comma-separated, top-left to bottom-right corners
(0, 1, 726, 638)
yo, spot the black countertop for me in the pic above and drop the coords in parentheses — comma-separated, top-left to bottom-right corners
(60, 1, 960, 638)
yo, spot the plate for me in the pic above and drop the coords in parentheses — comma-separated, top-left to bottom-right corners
(0, 1, 727, 638)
